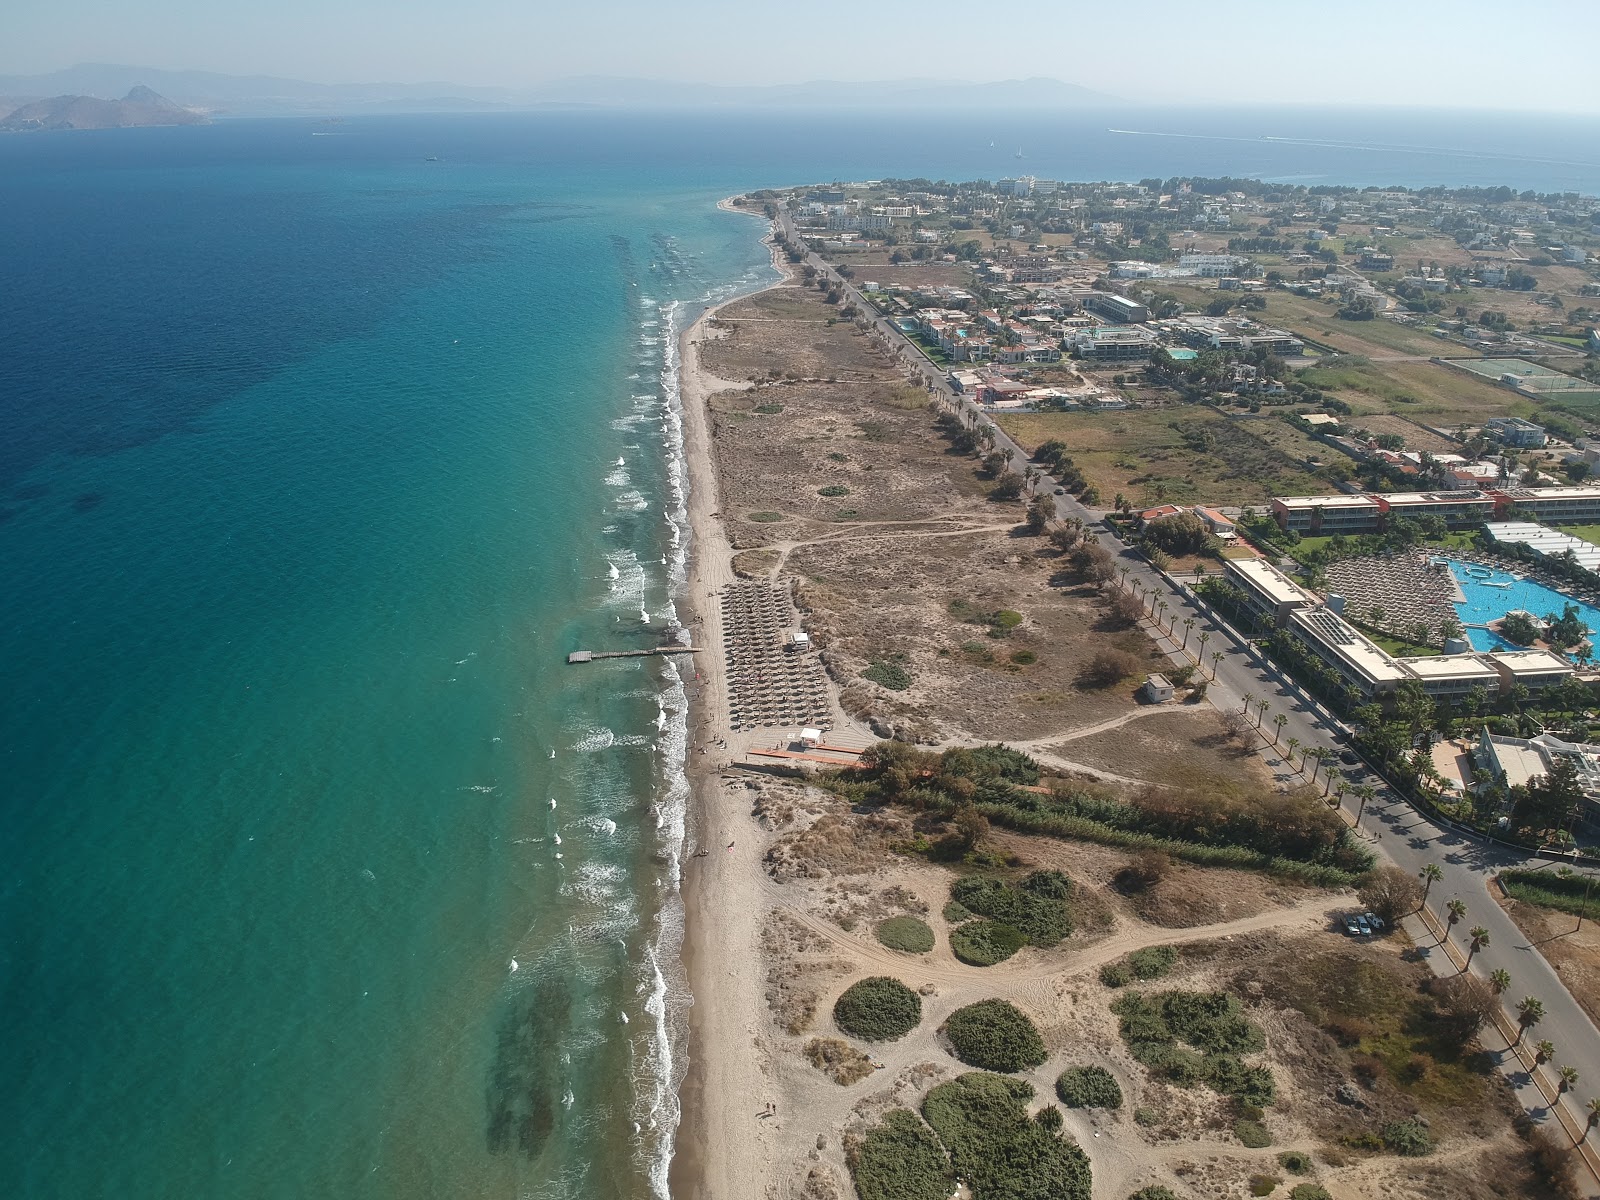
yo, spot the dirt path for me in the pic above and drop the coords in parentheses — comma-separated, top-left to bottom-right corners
(763, 518, 1022, 578)
(1006, 705, 1181, 749)
(765, 888, 1339, 991)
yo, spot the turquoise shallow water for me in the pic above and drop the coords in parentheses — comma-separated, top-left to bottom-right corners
(1446, 559, 1599, 654)
(0, 120, 774, 1199)
(4, 107, 1599, 1200)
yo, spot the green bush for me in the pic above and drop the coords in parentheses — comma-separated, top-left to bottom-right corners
(1277, 1151, 1312, 1175)
(748, 511, 784, 522)
(1127, 1189, 1177, 1200)
(1381, 1118, 1433, 1157)
(1100, 961, 1133, 988)
(950, 920, 1028, 966)
(950, 872, 1073, 946)
(819, 484, 850, 497)
(850, 1108, 956, 1200)
(1112, 991, 1273, 1104)
(943, 1000, 1047, 1073)
(1249, 1175, 1280, 1196)
(1235, 1118, 1273, 1148)
(943, 900, 974, 923)
(1288, 1187, 1332, 1200)
(921, 1072, 1091, 1200)
(863, 660, 912, 691)
(833, 976, 922, 1042)
(1128, 945, 1178, 980)
(1009, 650, 1037, 665)
(1500, 869, 1600, 922)
(1133, 1107, 1161, 1127)
(1055, 1066, 1123, 1109)
(876, 916, 935, 954)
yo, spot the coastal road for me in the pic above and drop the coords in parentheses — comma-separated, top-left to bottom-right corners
(778, 211, 1600, 1142)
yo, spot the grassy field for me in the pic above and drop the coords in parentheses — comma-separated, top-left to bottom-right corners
(997, 407, 1326, 506)
(1299, 358, 1535, 424)
(1261, 292, 1449, 358)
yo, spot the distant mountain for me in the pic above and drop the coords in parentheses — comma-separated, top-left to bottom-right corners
(0, 85, 208, 131)
(0, 65, 1116, 118)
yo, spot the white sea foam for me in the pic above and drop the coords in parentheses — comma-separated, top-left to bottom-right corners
(573, 727, 616, 753)
(605, 467, 631, 488)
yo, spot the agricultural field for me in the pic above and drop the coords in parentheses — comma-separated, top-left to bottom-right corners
(997, 407, 1326, 506)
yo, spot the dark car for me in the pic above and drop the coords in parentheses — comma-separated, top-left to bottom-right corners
(1339, 748, 1360, 765)
(1054, 487, 1065, 495)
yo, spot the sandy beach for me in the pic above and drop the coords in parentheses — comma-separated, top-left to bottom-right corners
(669, 202, 791, 1200)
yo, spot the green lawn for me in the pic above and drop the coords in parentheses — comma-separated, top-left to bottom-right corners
(1557, 524, 1600, 547)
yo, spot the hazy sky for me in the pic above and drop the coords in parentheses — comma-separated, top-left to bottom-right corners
(9, 0, 1600, 112)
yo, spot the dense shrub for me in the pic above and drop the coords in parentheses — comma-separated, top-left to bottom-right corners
(863, 660, 913, 691)
(1380, 1118, 1433, 1157)
(1501, 868, 1600, 921)
(1128, 945, 1178, 980)
(1235, 1119, 1273, 1148)
(819, 484, 850, 497)
(1100, 961, 1133, 988)
(834, 976, 922, 1042)
(1288, 1187, 1332, 1200)
(1249, 1175, 1280, 1197)
(1111, 991, 1273, 1104)
(850, 1108, 955, 1200)
(1127, 1189, 1177, 1200)
(1277, 1151, 1312, 1175)
(943, 900, 974, 923)
(950, 920, 1028, 966)
(1133, 1107, 1161, 1127)
(943, 1000, 1047, 1073)
(876, 916, 935, 954)
(951, 871, 1073, 946)
(1055, 1066, 1123, 1109)
(921, 1072, 1091, 1200)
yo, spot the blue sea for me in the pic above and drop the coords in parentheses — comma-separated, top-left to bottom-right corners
(2, 106, 1598, 1200)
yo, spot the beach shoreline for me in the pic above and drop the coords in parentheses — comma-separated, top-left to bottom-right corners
(668, 197, 793, 1200)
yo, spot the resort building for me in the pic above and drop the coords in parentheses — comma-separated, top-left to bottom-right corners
(1473, 727, 1600, 834)
(1083, 293, 1150, 324)
(1071, 326, 1159, 361)
(1484, 648, 1576, 694)
(1224, 558, 1317, 628)
(1215, 557, 1575, 702)
(1490, 486, 1600, 525)
(1269, 490, 1495, 533)
(1271, 494, 1384, 534)
(1395, 653, 1502, 699)
(1288, 606, 1412, 697)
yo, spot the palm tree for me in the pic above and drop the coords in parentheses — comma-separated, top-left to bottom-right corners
(1489, 968, 1512, 996)
(1354, 784, 1377, 830)
(1515, 996, 1545, 1045)
(1535, 1039, 1556, 1066)
(1257, 700, 1270, 730)
(1210, 650, 1224, 680)
(1465, 926, 1490, 970)
(1182, 617, 1196, 649)
(1559, 1066, 1580, 1093)
(1420, 863, 1443, 905)
(1287, 736, 1301, 771)
(1332, 782, 1349, 811)
(1272, 713, 1288, 746)
(1446, 898, 1468, 936)
(1585, 1098, 1600, 1141)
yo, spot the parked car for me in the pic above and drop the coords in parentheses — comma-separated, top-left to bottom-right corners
(1343, 916, 1362, 937)
(1354, 914, 1373, 936)
(1364, 912, 1386, 932)
(1339, 748, 1360, 765)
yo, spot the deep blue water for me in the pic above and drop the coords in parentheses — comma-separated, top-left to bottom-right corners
(1, 107, 1596, 1200)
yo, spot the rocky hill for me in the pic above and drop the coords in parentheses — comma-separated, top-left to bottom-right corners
(0, 85, 208, 131)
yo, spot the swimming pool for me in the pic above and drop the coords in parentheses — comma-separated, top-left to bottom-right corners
(1444, 558, 1597, 654)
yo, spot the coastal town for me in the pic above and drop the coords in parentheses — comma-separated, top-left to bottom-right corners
(672, 177, 1600, 1200)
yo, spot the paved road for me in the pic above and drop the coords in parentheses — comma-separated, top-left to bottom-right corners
(781, 214, 1600, 1136)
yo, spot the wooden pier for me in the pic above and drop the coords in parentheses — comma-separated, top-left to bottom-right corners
(567, 647, 701, 664)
